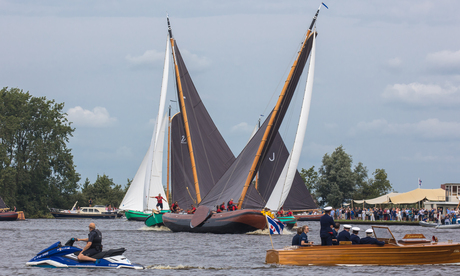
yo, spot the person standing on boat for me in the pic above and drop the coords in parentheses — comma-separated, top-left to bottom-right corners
(360, 229, 384, 246)
(300, 225, 314, 246)
(320, 206, 335, 246)
(350, 227, 361, 244)
(88, 198, 93, 207)
(292, 227, 302, 246)
(337, 224, 351, 243)
(151, 193, 167, 211)
(76, 222, 102, 262)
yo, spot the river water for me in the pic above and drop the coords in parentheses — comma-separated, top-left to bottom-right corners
(1, 218, 460, 276)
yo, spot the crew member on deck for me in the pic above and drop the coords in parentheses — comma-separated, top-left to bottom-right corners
(292, 227, 302, 246)
(171, 201, 182, 213)
(337, 224, 351, 243)
(220, 202, 226, 212)
(188, 204, 196, 214)
(300, 225, 314, 246)
(350, 227, 361, 244)
(151, 193, 167, 211)
(227, 199, 236, 211)
(277, 207, 285, 217)
(286, 209, 293, 216)
(360, 229, 385, 246)
(320, 206, 335, 246)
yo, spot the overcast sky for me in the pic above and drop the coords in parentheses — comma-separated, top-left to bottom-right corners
(2, 0, 460, 195)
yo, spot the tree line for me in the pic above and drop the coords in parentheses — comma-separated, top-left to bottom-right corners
(0, 88, 126, 217)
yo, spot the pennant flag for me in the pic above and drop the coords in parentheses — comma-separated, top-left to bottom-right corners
(266, 215, 284, 235)
(418, 178, 422, 188)
(322, 2, 329, 9)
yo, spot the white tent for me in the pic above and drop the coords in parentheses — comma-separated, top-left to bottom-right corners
(353, 192, 399, 205)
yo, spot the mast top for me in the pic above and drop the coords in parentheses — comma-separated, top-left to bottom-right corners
(308, 2, 327, 31)
(167, 14, 173, 38)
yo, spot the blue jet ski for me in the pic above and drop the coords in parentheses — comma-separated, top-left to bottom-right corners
(26, 238, 144, 269)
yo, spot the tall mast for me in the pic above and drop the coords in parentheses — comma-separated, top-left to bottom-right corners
(237, 6, 322, 209)
(166, 103, 172, 201)
(167, 16, 202, 204)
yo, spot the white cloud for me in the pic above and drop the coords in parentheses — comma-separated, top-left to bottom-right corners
(125, 48, 211, 72)
(354, 118, 460, 139)
(400, 152, 455, 163)
(426, 49, 460, 74)
(125, 49, 165, 70)
(180, 49, 212, 72)
(231, 122, 254, 133)
(387, 57, 402, 68)
(382, 82, 460, 106)
(67, 106, 117, 127)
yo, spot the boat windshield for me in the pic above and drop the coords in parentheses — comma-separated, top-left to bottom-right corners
(372, 226, 397, 244)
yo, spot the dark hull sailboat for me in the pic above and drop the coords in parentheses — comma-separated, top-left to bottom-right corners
(163, 209, 266, 234)
(163, 6, 320, 233)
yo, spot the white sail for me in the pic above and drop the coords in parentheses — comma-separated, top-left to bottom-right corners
(146, 114, 169, 210)
(119, 148, 149, 211)
(265, 32, 316, 211)
(120, 36, 170, 211)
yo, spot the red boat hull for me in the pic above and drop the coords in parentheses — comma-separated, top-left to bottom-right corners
(0, 212, 18, 221)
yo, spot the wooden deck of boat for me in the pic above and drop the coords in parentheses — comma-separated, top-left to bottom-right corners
(266, 242, 460, 266)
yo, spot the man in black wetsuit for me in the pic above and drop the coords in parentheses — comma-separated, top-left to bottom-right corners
(76, 222, 103, 262)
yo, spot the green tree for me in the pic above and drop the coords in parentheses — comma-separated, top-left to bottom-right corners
(316, 145, 356, 208)
(300, 166, 318, 202)
(81, 174, 125, 207)
(0, 87, 80, 216)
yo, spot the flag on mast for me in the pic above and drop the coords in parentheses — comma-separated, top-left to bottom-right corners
(418, 178, 422, 188)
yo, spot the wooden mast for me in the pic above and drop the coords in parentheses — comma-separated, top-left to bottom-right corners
(237, 7, 322, 210)
(168, 17, 202, 204)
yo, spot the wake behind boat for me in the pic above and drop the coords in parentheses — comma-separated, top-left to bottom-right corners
(26, 238, 143, 269)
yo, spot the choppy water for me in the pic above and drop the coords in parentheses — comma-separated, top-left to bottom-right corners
(2, 218, 460, 275)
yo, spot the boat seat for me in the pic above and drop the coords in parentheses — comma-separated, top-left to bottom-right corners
(91, 248, 126, 259)
(73, 248, 126, 258)
(339, 241, 352, 245)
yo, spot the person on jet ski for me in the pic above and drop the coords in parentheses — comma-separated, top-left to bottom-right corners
(76, 222, 102, 262)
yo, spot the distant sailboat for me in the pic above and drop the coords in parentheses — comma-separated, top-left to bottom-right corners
(119, 35, 171, 222)
(163, 6, 322, 234)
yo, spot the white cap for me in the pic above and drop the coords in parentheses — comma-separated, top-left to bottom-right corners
(352, 227, 360, 232)
(365, 229, 373, 234)
(343, 224, 352, 229)
(324, 206, 333, 211)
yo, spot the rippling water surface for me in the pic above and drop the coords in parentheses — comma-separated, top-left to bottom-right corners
(2, 218, 460, 275)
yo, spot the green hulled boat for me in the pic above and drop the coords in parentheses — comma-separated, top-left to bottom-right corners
(278, 216, 297, 230)
(124, 210, 153, 221)
(145, 210, 170, 227)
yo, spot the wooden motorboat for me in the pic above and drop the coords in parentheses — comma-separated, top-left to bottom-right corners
(163, 209, 267, 234)
(266, 226, 460, 266)
(0, 211, 18, 221)
(294, 214, 322, 221)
